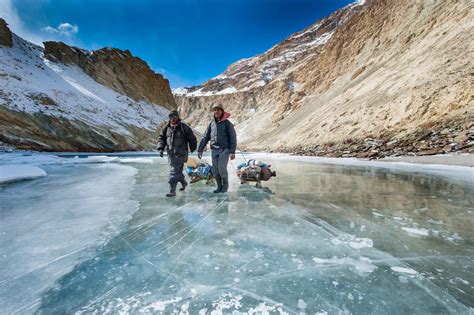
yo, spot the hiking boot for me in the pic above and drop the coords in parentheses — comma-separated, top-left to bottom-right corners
(179, 179, 188, 191)
(166, 185, 176, 197)
(220, 177, 229, 193)
(213, 177, 223, 193)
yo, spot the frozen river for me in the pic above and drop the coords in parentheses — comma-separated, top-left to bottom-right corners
(0, 153, 473, 314)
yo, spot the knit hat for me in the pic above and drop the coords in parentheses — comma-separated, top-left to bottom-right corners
(211, 104, 224, 111)
(168, 110, 180, 119)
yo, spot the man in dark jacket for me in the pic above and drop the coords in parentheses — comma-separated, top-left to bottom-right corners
(198, 104, 237, 193)
(157, 110, 197, 197)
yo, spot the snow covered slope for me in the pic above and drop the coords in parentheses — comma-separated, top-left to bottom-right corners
(0, 22, 172, 151)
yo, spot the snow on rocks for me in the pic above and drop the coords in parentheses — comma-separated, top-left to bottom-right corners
(0, 165, 47, 184)
(0, 33, 168, 135)
(173, 3, 353, 97)
(312, 256, 377, 273)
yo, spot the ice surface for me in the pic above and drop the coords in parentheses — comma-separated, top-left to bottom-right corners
(0, 165, 47, 184)
(0, 152, 473, 314)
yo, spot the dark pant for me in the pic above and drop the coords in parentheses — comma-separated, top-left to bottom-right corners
(211, 148, 230, 180)
(168, 154, 186, 188)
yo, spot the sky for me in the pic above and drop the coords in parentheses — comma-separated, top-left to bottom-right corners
(0, 0, 354, 88)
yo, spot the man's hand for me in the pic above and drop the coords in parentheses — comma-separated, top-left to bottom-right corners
(159, 150, 164, 158)
(197, 152, 203, 159)
(230, 153, 235, 160)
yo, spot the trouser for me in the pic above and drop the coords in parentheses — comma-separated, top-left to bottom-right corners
(211, 148, 230, 180)
(168, 155, 186, 188)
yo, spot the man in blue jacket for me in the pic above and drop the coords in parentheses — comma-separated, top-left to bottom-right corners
(198, 104, 237, 193)
(158, 110, 197, 197)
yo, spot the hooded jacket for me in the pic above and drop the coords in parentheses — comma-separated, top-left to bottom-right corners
(198, 112, 237, 154)
(157, 120, 197, 160)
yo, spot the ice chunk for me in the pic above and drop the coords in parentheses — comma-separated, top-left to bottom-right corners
(0, 165, 47, 184)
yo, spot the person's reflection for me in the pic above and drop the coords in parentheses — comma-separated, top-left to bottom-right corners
(214, 194, 229, 227)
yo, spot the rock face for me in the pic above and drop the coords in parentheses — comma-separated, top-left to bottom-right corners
(0, 22, 172, 152)
(175, 3, 363, 97)
(44, 42, 176, 110)
(176, 0, 473, 157)
(0, 18, 13, 47)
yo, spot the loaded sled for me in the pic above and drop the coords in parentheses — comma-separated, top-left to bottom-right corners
(185, 157, 214, 184)
(237, 159, 276, 188)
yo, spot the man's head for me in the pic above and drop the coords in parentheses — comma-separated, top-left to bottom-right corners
(168, 110, 180, 124)
(212, 104, 224, 120)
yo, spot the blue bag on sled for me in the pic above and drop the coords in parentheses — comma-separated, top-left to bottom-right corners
(185, 157, 214, 184)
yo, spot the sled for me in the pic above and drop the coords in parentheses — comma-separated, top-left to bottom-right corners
(185, 157, 214, 184)
(237, 159, 276, 188)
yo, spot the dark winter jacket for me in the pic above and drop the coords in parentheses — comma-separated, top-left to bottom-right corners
(157, 120, 197, 161)
(198, 112, 237, 154)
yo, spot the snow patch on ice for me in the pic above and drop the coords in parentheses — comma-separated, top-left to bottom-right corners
(143, 297, 183, 312)
(331, 234, 374, 249)
(349, 238, 374, 249)
(391, 267, 418, 275)
(0, 165, 47, 184)
(211, 293, 243, 313)
(223, 239, 235, 246)
(297, 299, 307, 309)
(402, 227, 430, 237)
(312, 256, 377, 273)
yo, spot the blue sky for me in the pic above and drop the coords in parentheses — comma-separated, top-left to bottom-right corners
(1, 0, 353, 87)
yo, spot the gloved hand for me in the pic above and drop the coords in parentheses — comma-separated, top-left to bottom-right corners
(159, 150, 164, 158)
(197, 152, 203, 159)
(230, 153, 235, 160)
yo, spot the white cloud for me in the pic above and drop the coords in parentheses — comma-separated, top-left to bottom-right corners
(0, 0, 44, 45)
(42, 22, 79, 36)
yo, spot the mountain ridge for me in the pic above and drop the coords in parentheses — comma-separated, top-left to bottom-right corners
(175, 0, 473, 158)
(0, 18, 175, 152)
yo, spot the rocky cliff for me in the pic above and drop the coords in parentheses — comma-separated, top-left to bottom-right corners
(0, 18, 13, 47)
(44, 42, 176, 110)
(176, 0, 473, 158)
(0, 18, 174, 152)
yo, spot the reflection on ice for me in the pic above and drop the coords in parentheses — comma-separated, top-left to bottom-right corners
(0, 153, 473, 314)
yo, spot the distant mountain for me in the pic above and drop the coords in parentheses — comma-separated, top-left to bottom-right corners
(176, 0, 473, 158)
(0, 18, 175, 152)
(175, 0, 365, 97)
